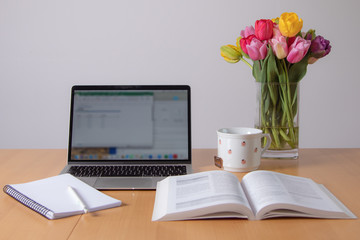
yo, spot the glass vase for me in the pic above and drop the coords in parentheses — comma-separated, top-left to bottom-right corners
(255, 82, 299, 159)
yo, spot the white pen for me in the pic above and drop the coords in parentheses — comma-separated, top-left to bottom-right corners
(68, 186, 88, 213)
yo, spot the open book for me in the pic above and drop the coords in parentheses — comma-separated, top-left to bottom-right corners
(3, 174, 122, 219)
(152, 170, 356, 221)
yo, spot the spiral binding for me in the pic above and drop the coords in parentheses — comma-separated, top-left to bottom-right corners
(3, 185, 53, 219)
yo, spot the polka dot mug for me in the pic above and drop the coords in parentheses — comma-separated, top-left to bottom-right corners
(216, 127, 271, 172)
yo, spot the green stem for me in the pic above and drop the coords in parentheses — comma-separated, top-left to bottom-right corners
(282, 59, 296, 146)
(241, 58, 253, 69)
(271, 106, 281, 148)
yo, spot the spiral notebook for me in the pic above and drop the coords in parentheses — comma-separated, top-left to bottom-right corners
(3, 174, 122, 219)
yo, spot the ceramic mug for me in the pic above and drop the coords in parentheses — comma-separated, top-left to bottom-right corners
(215, 127, 271, 172)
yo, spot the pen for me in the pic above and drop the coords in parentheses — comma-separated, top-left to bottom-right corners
(68, 186, 88, 213)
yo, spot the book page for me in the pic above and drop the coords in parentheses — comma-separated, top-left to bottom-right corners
(241, 171, 349, 219)
(152, 171, 253, 221)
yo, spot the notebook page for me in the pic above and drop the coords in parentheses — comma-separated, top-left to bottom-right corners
(8, 174, 121, 217)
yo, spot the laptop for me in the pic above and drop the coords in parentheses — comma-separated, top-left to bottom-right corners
(60, 85, 192, 189)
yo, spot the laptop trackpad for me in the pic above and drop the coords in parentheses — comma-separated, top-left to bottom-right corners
(77, 177, 98, 187)
(94, 177, 156, 190)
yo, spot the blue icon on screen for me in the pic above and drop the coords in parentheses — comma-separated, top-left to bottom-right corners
(109, 148, 117, 155)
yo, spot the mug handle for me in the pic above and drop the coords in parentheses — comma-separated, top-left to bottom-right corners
(214, 156, 223, 168)
(260, 133, 272, 155)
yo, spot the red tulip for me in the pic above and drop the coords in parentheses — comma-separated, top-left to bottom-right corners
(255, 19, 274, 41)
(240, 35, 255, 55)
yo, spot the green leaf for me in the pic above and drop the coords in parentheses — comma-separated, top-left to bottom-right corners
(253, 60, 265, 82)
(266, 46, 279, 83)
(288, 54, 310, 82)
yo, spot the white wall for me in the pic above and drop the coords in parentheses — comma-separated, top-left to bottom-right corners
(1, 0, 359, 149)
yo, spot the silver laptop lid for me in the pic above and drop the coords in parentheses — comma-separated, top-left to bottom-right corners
(68, 85, 191, 166)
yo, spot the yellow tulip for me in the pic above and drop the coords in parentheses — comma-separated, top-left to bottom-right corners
(279, 12, 303, 37)
(220, 44, 242, 63)
(272, 17, 279, 24)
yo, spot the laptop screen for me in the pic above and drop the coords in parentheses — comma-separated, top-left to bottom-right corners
(68, 85, 191, 163)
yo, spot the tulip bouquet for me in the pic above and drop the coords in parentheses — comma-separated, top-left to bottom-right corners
(220, 12, 331, 154)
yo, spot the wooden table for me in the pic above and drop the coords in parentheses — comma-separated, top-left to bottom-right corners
(0, 149, 359, 240)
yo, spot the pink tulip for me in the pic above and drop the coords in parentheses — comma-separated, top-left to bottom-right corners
(270, 36, 288, 59)
(247, 38, 268, 61)
(269, 26, 288, 59)
(240, 26, 255, 38)
(272, 24, 282, 38)
(287, 36, 311, 63)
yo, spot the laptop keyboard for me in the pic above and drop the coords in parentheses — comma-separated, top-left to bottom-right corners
(68, 165, 187, 177)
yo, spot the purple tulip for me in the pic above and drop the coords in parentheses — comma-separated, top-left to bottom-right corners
(310, 35, 331, 59)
